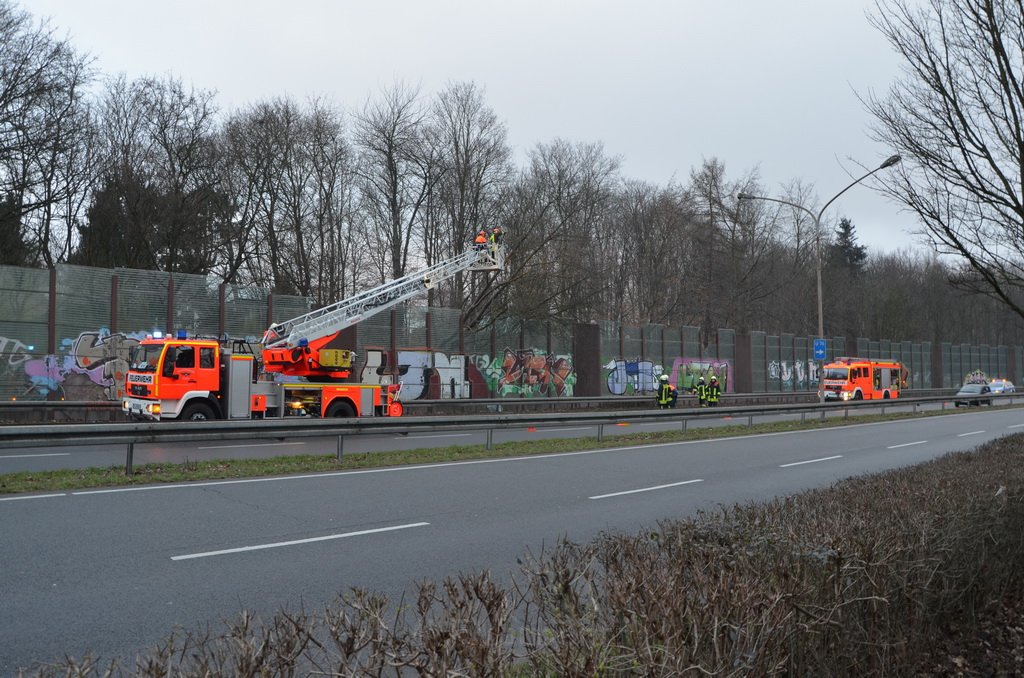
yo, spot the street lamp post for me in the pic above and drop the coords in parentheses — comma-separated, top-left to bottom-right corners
(738, 154, 901, 402)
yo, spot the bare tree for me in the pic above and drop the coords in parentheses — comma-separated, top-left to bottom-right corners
(603, 180, 697, 325)
(688, 159, 781, 338)
(353, 82, 432, 282)
(425, 81, 512, 308)
(0, 0, 95, 266)
(217, 98, 363, 305)
(77, 75, 220, 273)
(867, 0, 1024, 320)
(472, 139, 620, 329)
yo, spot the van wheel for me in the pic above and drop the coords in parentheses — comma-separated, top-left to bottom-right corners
(180, 403, 215, 421)
(326, 401, 356, 418)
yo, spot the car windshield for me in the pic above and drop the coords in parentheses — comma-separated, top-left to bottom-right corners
(822, 367, 848, 380)
(129, 345, 165, 373)
(959, 383, 983, 394)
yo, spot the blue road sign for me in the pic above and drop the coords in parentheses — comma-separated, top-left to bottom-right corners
(813, 338, 827, 361)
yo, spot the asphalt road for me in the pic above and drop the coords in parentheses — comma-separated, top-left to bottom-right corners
(0, 398, 979, 474)
(2, 406, 1022, 674)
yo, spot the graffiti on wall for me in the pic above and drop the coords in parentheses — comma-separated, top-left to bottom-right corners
(604, 358, 659, 395)
(604, 357, 731, 395)
(963, 369, 989, 385)
(360, 349, 472, 400)
(475, 348, 576, 398)
(2, 329, 146, 400)
(767, 360, 815, 391)
(360, 347, 576, 399)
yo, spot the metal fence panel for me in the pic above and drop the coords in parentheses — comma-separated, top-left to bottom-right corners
(115, 268, 170, 334)
(622, 326, 641, 359)
(170, 272, 219, 336)
(550, 320, 572, 355)
(224, 284, 269, 339)
(751, 331, 766, 393)
(523, 320, 547, 351)
(0, 266, 49, 399)
(396, 306, 428, 348)
(766, 334, 781, 392)
(430, 307, 462, 352)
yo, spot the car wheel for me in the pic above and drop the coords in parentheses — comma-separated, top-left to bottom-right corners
(326, 400, 356, 418)
(180, 402, 215, 421)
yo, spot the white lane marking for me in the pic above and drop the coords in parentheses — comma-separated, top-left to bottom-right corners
(1009, 424, 1024, 429)
(0, 493, 66, 501)
(590, 479, 703, 500)
(401, 433, 472, 439)
(888, 440, 927, 449)
(957, 430, 985, 437)
(780, 455, 843, 468)
(0, 452, 71, 459)
(171, 521, 429, 561)
(198, 442, 306, 450)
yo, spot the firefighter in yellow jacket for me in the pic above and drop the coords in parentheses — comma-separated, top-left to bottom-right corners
(655, 374, 677, 408)
(707, 375, 721, 406)
(693, 375, 708, 407)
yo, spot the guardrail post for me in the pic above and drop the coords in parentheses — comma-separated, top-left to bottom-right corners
(125, 442, 134, 476)
(597, 423, 604, 441)
(747, 414, 753, 427)
(486, 428, 493, 450)
(681, 419, 687, 433)
(336, 435, 344, 461)
(800, 411, 806, 424)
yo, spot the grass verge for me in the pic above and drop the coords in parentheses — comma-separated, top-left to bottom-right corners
(0, 405, 1013, 495)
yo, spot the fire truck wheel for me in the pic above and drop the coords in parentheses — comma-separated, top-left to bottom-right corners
(853, 391, 863, 400)
(180, 403, 215, 421)
(326, 401, 356, 418)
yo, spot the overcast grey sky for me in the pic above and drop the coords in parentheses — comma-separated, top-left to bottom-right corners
(22, 0, 923, 254)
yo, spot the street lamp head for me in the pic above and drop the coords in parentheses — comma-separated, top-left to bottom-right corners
(879, 154, 901, 169)
(736, 193, 754, 200)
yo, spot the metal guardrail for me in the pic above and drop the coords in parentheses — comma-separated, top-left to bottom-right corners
(0, 389, 958, 423)
(0, 392, 1007, 476)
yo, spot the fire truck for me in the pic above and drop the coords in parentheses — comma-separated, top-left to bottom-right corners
(819, 357, 907, 401)
(122, 241, 504, 421)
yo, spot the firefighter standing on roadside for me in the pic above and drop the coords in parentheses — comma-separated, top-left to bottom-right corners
(707, 375, 721, 406)
(693, 375, 708, 407)
(655, 374, 677, 409)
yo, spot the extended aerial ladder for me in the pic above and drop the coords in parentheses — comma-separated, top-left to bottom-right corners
(260, 243, 503, 379)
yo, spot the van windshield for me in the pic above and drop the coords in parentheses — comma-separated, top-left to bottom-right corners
(129, 345, 165, 373)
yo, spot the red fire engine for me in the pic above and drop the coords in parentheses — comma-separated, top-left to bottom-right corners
(820, 357, 908, 401)
(122, 241, 503, 421)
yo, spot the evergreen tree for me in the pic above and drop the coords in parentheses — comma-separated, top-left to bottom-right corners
(0, 194, 30, 266)
(829, 217, 868, 273)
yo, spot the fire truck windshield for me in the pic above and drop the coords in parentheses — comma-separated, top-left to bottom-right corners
(129, 345, 165, 372)
(822, 367, 849, 380)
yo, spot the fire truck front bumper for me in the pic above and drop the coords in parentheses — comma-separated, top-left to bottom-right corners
(122, 397, 162, 420)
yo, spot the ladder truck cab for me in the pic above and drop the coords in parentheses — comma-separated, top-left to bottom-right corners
(820, 357, 907, 401)
(122, 239, 504, 421)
